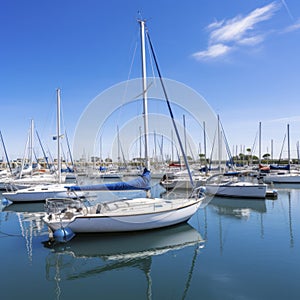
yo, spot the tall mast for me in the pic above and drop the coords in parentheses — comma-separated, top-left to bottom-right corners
(203, 121, 207, 175)
(287, 123, 290, 172)
(297, 141, 300, 165)
(259, 121, 261, 165)
(56, 88, 62, 184)
(139, 126, 142, 168)
(161, 135, 164, 163)
(217, 115, 221, 171)
(30, 118, 34, 176)
(117, 125, 121, 168)
(154, 130, 157, 164)
(100, 135, 102, 164)
(171, 130, 174, 162)
(183, 114, 187, 156)
(139, 19, 150, 171)
(271, 139, 273, 163)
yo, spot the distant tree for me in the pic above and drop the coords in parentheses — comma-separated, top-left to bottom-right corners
(246, 148, 252, 164)
(263, 153, 270, 163)
(239, 153, 245, 159)
(199, 153, 205, 162)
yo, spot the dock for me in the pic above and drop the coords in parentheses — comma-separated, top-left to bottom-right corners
(266, 189, 278, 199)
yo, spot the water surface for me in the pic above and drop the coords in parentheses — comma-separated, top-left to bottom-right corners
(1, 186, 300, 299)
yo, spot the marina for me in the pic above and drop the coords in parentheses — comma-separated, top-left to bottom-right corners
(1, 1, 300, 299)
(1, 183, 300, 299)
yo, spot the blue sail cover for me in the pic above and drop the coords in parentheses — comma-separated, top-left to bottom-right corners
(270, 164, 290, 170)
(66, 168, 151, 191)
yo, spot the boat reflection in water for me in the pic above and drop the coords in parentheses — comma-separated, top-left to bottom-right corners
(208, 197, 268, 255)
(44, 223, 204, 299)
(209, 197, 267, 219)
(2, 202, 45, 213)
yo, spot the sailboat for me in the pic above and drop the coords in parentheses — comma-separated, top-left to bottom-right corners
(263, 124, 300, 184)
(205, 171, 268, 199)
(42, 20, 206, 239)
(5, 119, 63, 190)
(2, 89, 85, 203)
(204, 118, 269, 199)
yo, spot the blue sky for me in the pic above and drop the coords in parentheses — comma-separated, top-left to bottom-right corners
(1, 0, 300, 161)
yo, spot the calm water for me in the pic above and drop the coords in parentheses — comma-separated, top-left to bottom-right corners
(1, 185, 300, 300)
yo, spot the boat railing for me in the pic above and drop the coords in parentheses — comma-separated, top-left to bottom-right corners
(45, 198, 85, 214)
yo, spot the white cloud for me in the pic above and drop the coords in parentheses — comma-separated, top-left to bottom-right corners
(192, 2, 280, 60)
(206, 19, 225, 30)
(210, 2, 279, 44)
(192, 44, 232, 60)
(265, 116, 300, 124)
(282, 18, 300, 33)
(237, 35, 264, 46)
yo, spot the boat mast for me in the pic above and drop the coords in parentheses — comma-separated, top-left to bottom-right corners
(117, 125, 121, 168)
(271, 139, 273, 164)
(30, 119, 34, 176)
(259, 121, 261, 165)
(203, 121, 207, 175)
(56, 88, 62, 184)
(100, 135, 103, 164)
(287, 123, 290, 173)
(217, 115, 221, 171)
(154, 130, 157, 166)
(171, 130, 174, 162)
(297, 141, 300, 165)
(183, 114, 187, 159)
(139, 19, 150, 171)
(139, 126, 142, 169)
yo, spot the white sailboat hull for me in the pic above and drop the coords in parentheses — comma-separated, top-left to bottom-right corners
(205, 182, 267, 198)
(3, 184, 85, 202)
(263, 173, 300, 183)
(44, 197, 203, 233)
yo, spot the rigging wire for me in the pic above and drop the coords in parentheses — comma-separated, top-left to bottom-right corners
(145, 24, 194, 188)
(278, 133, 286, 163)
(251, 130, 258, 164)
(114, 27, 140, 163)
(219, 118, 234, 167)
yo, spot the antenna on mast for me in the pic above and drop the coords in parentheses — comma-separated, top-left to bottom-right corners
(137, 10, 144, 20)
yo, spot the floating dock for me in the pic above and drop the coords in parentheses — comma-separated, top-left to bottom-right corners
(266, 189, 278, 199)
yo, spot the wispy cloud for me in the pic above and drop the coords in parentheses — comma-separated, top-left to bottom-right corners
(192, 2, 280, 61)
(282, 17, 300, 33)
(237, 35, 264, 46)
(265, 115, 300, 124)
(193, 44, 232, 60)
